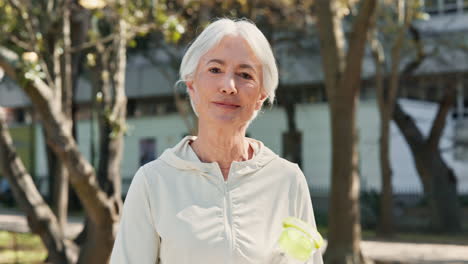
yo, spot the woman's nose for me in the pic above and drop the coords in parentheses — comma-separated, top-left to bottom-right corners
(220, 74, 237, 95)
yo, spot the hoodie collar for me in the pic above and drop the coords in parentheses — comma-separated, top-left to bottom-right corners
(159, 136, 278, 179)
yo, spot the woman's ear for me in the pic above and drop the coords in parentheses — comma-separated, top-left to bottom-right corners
(255, 92, 268, 110)
(186, 80, 195, 96)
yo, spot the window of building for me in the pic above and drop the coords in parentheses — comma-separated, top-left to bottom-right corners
(463, 74, 468, 116)
(425, 85, 441, 101)
(424, 0, 466, 15)
(127, 99, 137, 117)
(443, 0, 458, 13)
(289, 85, 326, 104)
(139, 138, 156, 166)
(424, 0, 440, 14)
(165, 102, 178, 114)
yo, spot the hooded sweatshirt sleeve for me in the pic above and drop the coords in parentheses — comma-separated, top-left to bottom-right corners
(110, 166, 160, 264)
(294, 165, 324, 264)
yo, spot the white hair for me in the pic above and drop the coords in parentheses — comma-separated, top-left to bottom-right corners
(178, 18, 278, 117)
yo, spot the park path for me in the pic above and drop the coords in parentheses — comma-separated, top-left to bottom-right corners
(0, 206, 467, 264)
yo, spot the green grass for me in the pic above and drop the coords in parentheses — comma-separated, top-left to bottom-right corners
(0, 231, 47, 264)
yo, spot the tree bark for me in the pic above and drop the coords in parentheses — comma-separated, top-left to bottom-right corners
(316, 0, 377, 263)
(393, 85, 461, 232)
(369, 30, 394, 237)
(369, 24, 392, 237)
(46, 146, 69, 233)
(52, 0, 73, 234)
(68, 0, 91, 212)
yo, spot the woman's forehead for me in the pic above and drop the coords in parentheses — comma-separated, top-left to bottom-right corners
(200, 36, 261, 68)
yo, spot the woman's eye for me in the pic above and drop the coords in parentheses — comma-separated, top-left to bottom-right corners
(240, 72, 253, 80)
(209, 67, 221, 73)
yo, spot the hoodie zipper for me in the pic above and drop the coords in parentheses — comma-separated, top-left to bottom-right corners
(224, 179, 234, 264)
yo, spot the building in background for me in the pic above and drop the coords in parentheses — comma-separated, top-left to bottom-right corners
(1, 1, 468, 203)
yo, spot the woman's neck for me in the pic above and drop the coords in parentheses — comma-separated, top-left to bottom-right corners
(190, 122, 252, 179)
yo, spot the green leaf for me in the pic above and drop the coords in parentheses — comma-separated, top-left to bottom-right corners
(171, 31, 181, 43)
(129, 39, 137, 48)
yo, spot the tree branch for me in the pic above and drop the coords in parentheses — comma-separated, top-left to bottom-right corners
(23, 80, 117, 226)
(387, 0, 413, 117)
(10, 0, 55, 87)
(0, 46, 117, 226)
(70, 23, 157, 53)
(369, 28, 386, 118)
(0, 47, 20, 82)
(10, 35, 32, 50)
(393, 102, 426, 152)
(427, 82, 456, 151)
(341, 0, 377, 97)
(0, 108, 76, 263)
(0, 47, 55, 102)
(401, 24, 427, 77)
(315, 0, 346, 97)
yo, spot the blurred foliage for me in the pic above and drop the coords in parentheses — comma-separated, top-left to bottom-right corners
(314, 211, 329, 227)
(0, 0, 387, 76)
(459, 194, 468, 207)
(360, 190, 380, 229)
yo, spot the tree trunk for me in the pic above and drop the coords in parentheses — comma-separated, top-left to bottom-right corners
(378, 115, 394, 235)
(369, 26, 394, 236)
(40, 0, 73, 236)
(76, 13, 127, 264)
(67, 0, 91, 212)
(0, 109, 77, 264)
(370, 0, 421, 236)
(315, 0, 377, 263)
(327, 96, 364, 264)
(282, 131, 302, 166)
(46, 147, 69, 233)
(282, 95, 302, 166)
(378, 1, 415, 236)
(393, 90, 461, 232)
(369, 34, 394, 236)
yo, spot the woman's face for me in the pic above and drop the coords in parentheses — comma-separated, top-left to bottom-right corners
(186, 35, 267, 127)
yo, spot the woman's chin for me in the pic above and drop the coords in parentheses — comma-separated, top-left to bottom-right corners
(201, 113, 250, 125)
(213, 114, 239, 122)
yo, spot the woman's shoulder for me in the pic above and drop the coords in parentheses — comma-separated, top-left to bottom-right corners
(133, 158, 173, 185)
(269, 155, 303, 175)
(260, 155, 306, 187)
(140, 158, 167, 172)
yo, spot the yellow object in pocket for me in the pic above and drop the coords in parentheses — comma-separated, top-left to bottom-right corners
(277, 217, 324, 262)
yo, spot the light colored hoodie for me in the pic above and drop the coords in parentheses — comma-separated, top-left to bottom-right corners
(110, 136, 323, 264)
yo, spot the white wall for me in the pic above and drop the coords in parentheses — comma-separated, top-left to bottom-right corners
(33, 99, 468, 195)
(118, 101, 383, 194)
(122, 114, 188, 179)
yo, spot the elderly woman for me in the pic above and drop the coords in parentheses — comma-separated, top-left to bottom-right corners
(110, 18, 323, 264)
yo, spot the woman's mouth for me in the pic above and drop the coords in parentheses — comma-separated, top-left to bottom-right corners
(213, 101, 240, 109)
